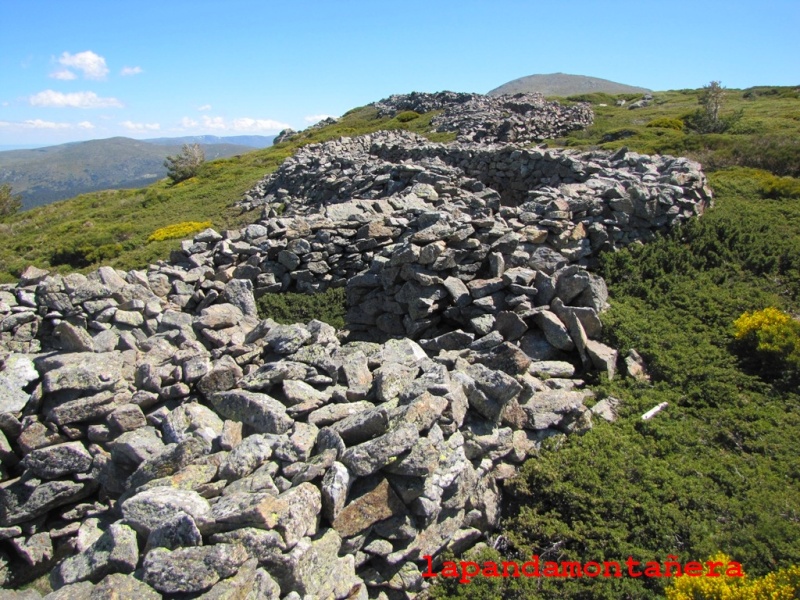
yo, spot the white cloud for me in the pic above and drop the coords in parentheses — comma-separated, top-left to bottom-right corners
(57, 51, 109, 80)
(231, 118, 291, 132)
(0, 121, 11, 127)
(201, 116, 227, 130)
(78, 121, 95, 129)
(23, 119, 72, 129)
(178, 115, 289, 134)
(121, 66, 143, 76)
(29, 90, 123, 109)
(50, 69, 77, 81)
(304, 114, 336, 123)
(197, 104, 212, 111)
(120, 120, 160, 131)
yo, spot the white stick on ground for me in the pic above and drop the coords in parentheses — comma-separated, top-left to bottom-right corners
(641, 402, 669, 421)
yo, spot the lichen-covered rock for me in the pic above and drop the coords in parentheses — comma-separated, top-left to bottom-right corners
(142, 543, 248, 594)
(50, 523, 138, 589)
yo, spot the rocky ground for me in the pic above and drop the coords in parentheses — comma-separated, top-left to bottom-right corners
(0, 95, 711, 599)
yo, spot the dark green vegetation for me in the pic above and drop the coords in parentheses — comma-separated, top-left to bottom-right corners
(256, 287, 347, 329)
(0, 107, 453, 283)
(0, 137, 257, 210)
(431, 88, 800, 598)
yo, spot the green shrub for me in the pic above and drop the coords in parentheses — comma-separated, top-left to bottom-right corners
(147, 221, 212, 242)
(646, 117, 684, 131)
(256, 287, 347, 328)
(396, 110, 421, 123)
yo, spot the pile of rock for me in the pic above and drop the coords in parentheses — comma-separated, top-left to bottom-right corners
(274, 117, 340, 145)
(0, 103, 712, 598)
(372, 92, 477, 117)
(0, 287, 608, 598)
(372, 92, 594, 144)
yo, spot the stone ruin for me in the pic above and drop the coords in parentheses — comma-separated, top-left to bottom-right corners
(0, 97, 712, 599)
(372, 91, 594, 144)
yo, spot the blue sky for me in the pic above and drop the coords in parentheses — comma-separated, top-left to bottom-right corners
(1, 0, 798, 148)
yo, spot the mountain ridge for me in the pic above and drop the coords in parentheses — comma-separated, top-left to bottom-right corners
(488, 72, 651, 97)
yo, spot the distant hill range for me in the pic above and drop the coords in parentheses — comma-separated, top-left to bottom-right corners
(488, 72, 650, 97)
(0, 135, 274, 210)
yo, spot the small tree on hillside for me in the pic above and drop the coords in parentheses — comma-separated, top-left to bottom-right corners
(690, 80, 742, 134)
(164, 143, 205, 183)
(0, 183, 22, 218)
(700, 80, 725, 124)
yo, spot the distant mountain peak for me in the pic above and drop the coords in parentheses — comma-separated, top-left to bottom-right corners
(488, 73, 650, 97)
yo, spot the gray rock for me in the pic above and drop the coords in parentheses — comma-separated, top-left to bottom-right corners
(48, 390, 122, 426)
(163, 403, 225, 445)
(197, 355, 243, 399)
(40, 352, 124, 395)
(22, 441, 93, 479)
(50, 523, 138, 589)
(0, 478, 94, 526)
(127, 435, 210, 491)
(146, 511, 203, 551)
(196, 557, 280, 600)
(142, 543, 248, 594)
(329, 406, 389, 445)
(321, 461, 351, 523)
(529, 360, 576, 378)
(341, 423, 419, 477)
(308, 401, 375, 428)
(121, 486, 213, 536)
(520, 390, 589, 430)
(54, 322, 95, 352)
(197, 304, 244, 330)
(106, 404, 146, 433)
(111, 427, 165, 467)
(218, 434, 275, 481)
(210, 390, 292, 435)
(211, 483, 320, 548)
(373, 362, 418, 403)
(533, 310, 574, 351)
(260, 529, 357, 598)
(585, 339, 618, 379)
(263, 324, 311, 354)
(281, 379, 328, 407)
(223, 279, 258, 317)
(9, 531, 53, 567)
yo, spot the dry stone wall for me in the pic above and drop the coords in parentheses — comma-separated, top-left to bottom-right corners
(0, 106, 711, 599)
(372, 91, 594, 144)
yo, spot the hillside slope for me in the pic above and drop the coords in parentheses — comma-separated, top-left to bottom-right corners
(488, 72, 650, 97)
(0, 137, 255, 209)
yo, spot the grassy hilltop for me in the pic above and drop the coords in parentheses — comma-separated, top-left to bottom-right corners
(3, 85, 800, 598)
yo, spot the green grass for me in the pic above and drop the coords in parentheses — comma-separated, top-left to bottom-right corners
(546, 86, 800, 176)
(0, 106, 453, 283)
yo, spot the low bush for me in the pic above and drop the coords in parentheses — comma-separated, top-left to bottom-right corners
(396, 110, 421, 122)
(646, 117, 684, 131)
(256, 287, 347, 328)
(147, 221, 212, 243)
